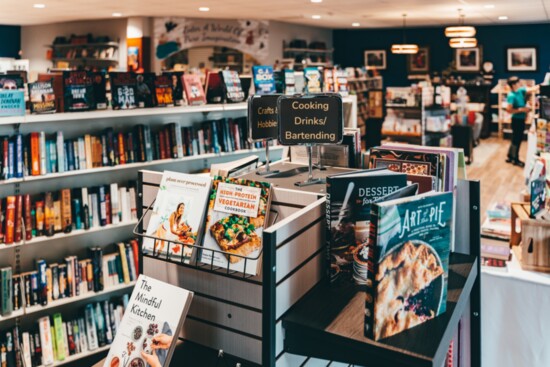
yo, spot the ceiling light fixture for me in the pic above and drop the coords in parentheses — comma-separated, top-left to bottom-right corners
(352, 22, 360, 27)
(391, 14, 419, 54)
(498, 16, 508, 20)
(112, 12, 122, 17)
(445, 10, 476, 38)
(199, 7, 210, 12)
(449, 37, 478, 48)
(484, 5, 495, 9)
(33, 3, 46, 8)
(312, 15, 321, 19)
(311, 0, 323, 3)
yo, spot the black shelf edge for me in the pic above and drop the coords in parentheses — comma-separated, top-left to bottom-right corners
(282, 252, 478, 367)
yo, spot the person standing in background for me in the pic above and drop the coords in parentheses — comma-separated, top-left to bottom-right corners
(505, 76, 531, 167)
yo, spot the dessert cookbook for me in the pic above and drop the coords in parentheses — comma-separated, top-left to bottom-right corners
(200, 176, 272, 275)
(142, 171, 212, 264)
(103, 275, 193, 367)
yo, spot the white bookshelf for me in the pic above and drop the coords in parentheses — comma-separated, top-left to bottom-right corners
(37, 344, 111, 367)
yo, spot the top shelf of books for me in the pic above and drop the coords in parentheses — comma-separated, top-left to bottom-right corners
(47, 42, 119, 49)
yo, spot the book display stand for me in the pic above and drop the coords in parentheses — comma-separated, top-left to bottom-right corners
(137, 163, 481, 367)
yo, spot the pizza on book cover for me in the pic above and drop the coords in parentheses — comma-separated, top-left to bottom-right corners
(304, 67, 322, 94)
(368, 147, 441, 180)
(62, 71, 94, 112)
(154, 75, 174, 107)
(143, 172, 212, 264)
(219, 70, 245, 103)
(136, 73, 156, 108)
(91, 72, 108, 109)
(103, 275, 193, 367)
(326, 169, 408, 284)
(365, 191, 452, 341)
(200, 176, 271, 275)
(252, 66, 276, 95)
(162, 71, 185, 106)
(110, 72, 138, 110)
(28, 80, 56, 114)
(183, 74, 206, 105)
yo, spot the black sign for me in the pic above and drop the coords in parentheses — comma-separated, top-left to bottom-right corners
(248, 94, 280, 141)
(277, 94, 343, 146)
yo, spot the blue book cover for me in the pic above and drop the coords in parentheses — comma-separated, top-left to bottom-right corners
(15, 134, 23, 178)
(66, 141, 75, 171)
(7, 140, 15, 179)
(211, 121, 220, 154)
(365, 191, 452, 341)
(304, 67, 323, 94)
(45, 141, 52, 174)
(252, 66, 276, 95)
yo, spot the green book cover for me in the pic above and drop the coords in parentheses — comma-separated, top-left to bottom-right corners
(1, 267, 13, 316)
(53, 313, 66, 361)
(51, 325, 57, 362)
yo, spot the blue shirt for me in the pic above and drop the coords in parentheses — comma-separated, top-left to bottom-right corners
(507, 86, 527, 119)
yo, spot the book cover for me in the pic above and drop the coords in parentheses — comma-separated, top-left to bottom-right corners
(136, 73, 156, 108)
(283, 69, 296, 94)
(143, 172, 212, 264)
(28, 80, 56, 114)
(154, 75, 174, 107)
(5, 196, 16, 244)
(219, 70, 245, 103)
(102, 275, 193, 367)
(110, 72, 138, 110)
(91, 72, 108, 110)
(326, 169, 408, 284)
(365, 191, 452, 340)
(200, 176, 272, 275)
(162, 72, 184, 106)
(205, 71, 224, 104)
(252, 66, 276, 95)
(323, 68, 335, 93)
(1, 267, 13, 315)
(14, 195, 22, 243)
(368, 147, 441, 182)
(183, 74, 206, 105)
(38, 316, 55, 365)
(62, 71, 93, 112)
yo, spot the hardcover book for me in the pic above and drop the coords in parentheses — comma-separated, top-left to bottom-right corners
(200, 176, 272, 275)
(219, 70, 245, 103)
(326, 169, 408, 284)
(365, 191, 452, 340)
(183, 74, 206, 105)
(162, 72, 185, 105)
(252, 66, 276, 95)
(205, 71, 224, 104)
(154, 75, 174, 107)
(103, 275, 193, 367)
(91, 72, 108, 110)
(136, 73, 156, 108)
(110, 72, 138, 110)
(62, 71, 94, 112)
(142, 171, 212, 264)
(28, 80, 56, 114)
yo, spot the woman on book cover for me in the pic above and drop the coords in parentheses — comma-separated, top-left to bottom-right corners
(141, 322, 173, 367)
(154, 202, 195, 256)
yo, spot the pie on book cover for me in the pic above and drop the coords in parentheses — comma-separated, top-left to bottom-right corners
(200, 176, 271, 275)
(142, 171, 212, 264)
(365, 191, 452, 341)
(103, 275, 193, 367)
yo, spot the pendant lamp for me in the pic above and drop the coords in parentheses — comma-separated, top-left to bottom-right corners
(449, 37, 478, 48)
(445, 12, 476, 38)
(391, 14, 419, 54)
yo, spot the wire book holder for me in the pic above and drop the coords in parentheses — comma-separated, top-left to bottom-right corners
(133, 199, 279, 279)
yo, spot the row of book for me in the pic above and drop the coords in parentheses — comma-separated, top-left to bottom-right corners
(0, 118, 260, 181)
(0, 183, 137, 245)
(0, 241, 139, 316)
(0, 295, 128, 367)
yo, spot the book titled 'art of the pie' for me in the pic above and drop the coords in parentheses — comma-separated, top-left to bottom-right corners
(200, 176, 272, 276)
(365, 191, 452, 340)
(103, 275, 193, 367)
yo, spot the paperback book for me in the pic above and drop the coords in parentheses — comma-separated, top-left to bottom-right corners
(183, 74, 206, 105)
(110, 72, 138, 110)
(252, 66, 276, 95)
(142, 171, 212, 263)
(62, 71, 94, 112)
(200, 176, 272, 275)
(219, 70, 245, 103)
(28, 80, 56, 114)
(103, 275, 193, 367)
(162, 71, 185, 105)
(154, 75, 174, 107)
(136, 73, 157, 108)
(365, 191, 452, 340)
(91, 72, 108, 110)
(205, 71, 224, 104)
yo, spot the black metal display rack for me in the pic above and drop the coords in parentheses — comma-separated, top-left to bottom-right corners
(136, 162, 481, 367)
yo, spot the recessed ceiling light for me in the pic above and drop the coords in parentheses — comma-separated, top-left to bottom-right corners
(484, 5, 495, 9)
(33, 3, 46, 8)
(352, 23, 360, 27)
(199, 7, 210, 12)
(112, 12, 122, 17)
(311, 0, 323, 3)
(498, 15, 508, 20)
(312, 15, 321, 19)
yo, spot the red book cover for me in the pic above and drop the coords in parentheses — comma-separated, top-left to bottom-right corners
(105, 192, 112, 225)
(2, 137, 8, 179)
(30, 132, 41, 176)
(14, 195, 23, 243)
(183, 74, 206, 105)
(118, 132, 126, 165)
(159, 129, 166, 159)
(130, 239, 140, 274)
(0, 199, 4, 243)
(5, 196, 16, 244)
(24, 194, 32, 240)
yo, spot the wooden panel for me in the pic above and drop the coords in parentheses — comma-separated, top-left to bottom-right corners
(144, 258, 262, 309)
(275, 250, 324, 319)
(181, 318, 262, 364)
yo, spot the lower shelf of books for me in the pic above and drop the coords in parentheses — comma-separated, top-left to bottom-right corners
(38, 344, 111, 367)
(282, 253, 478, 367)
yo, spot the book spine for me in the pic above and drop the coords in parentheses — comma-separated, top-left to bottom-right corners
(5, 196, 16, 245)
(21, 332, 31, 367)
(325, 177, 332, 281)
(106, 128, 115, 166)
(38, 316, 54, 365)
(44, 192, 54, 236)
(53, 314, 65, 361)
(14, 195, 22, 243)
(101, 134, 108, 166)
(143, 125, 153, 162)
(51, 264, 59, 300)
(60, 189, 72, 233)
(23, 195, 31, 241)
(14, 134, 23, 179)
(109, 183, 120, 225)
(2, 137, 8, 180)
(128, 187, 137, 221)
(126, 133, 135, 164)
(125, 243, 136, 281)
(66, 141, 74, 171)
(136, 125, 146, 162)
(49, 139, 57, 173)
(84, 134, 92, 170)
(131, 239, 140, 275)
(36, 259, 48, 306)
(58, 264, 66, 299)
(35, 201, 44, 237)
(364, 203, 380, 340)
(8, 140, 14, 179)
(38, 132, 47, 175)
(56, 131, 65, 173)
(164, 127, 171, 159)
(1, 267, 13, 315)
(12, 275, 21, 311)
(77, 137, 86, 171)
(117, 132, 126, 165)
(118, 243, 131, 284)
(72, 197, 81, 230)
(90, 192, 99, 228)
(46, 267, 53, 303)
(53, 200, 62, 233)
(30, 133, 40, 176)
(95, 302, 106, 347)
(102, 300, 113, 344)
(98, 186, 107, 227)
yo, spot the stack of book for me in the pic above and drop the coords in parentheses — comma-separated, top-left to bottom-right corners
(481, 202, 512, 241)
(0, 295, 128, 367)
(0, 183, 137, 245)
(0, 241, 138, 316)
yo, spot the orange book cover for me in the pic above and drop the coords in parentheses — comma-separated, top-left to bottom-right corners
(60, 189, 72, 232)
(30, 132, 41, 176)
(5, 196, 16, 244)
(118, 132, 126, 164)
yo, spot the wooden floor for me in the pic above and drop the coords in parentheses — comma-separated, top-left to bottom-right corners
(466, 136, 528, 217)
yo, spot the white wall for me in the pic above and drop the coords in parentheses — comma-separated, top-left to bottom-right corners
(21, 18, 127, 80)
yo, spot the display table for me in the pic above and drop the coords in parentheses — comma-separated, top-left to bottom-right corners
(481, 246, 550, 367)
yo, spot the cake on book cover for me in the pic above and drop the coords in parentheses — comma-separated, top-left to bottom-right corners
(326, 169, 408, 284)
(103, 275, 193, 367)
(200, 176, 271, 275)
(365, 191, 452, 341)
(142, 171, 212, 264)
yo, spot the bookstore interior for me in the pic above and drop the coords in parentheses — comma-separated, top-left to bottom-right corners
(0, 1, 549, 367)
